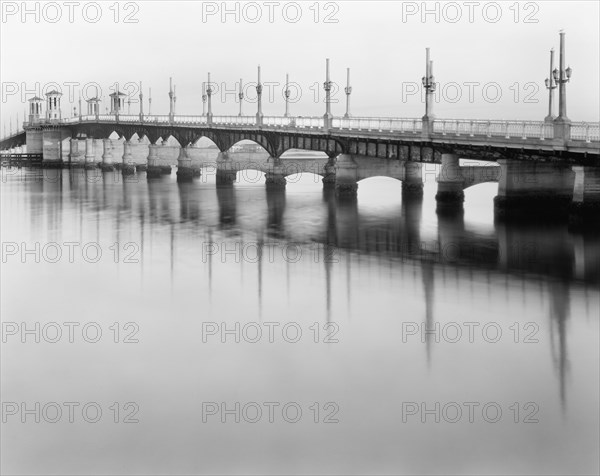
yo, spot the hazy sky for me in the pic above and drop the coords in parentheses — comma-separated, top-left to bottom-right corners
(1, 0, 599, 129)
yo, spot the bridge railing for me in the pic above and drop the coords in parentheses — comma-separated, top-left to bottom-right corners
(433, 119, 554, 140)
(294, 117, 324, 129)
(263, 116, 293, 127)
(333, 117, 421, 133)
(117, 115, 139, 122)
(213, 115, 255, 126)
(571, 122, 600, 142)
(173, 116, 206, 125)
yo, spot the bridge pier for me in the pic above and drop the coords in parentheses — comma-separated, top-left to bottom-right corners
(335, 154, 358, 197)
(147, 144, 164, 177)
(121, 140, 135, 175)
(25, 130, 43, 155)
(265, 159, 287, 189)
(159, 141, 173, 174)
(402, 161, 424, 198)
(84, 137, 96, 169)
(176, 146, 201, 181)
(41, 129, 70, 168)
(130, 139, 148, 172)
(100, 139, 114, 171)
(494, 159, 574, 221)
(322, 161, 336, 188)
(569, 166, 600, 227)
(69, 139, 85, 167)
(216, 152, 237, 185)
(435, 153, 464, 215)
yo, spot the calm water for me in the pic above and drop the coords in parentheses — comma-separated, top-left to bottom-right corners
(1, 165, 599, 475)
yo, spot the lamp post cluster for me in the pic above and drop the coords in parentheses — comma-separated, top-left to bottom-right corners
(546, 30, 572, 139)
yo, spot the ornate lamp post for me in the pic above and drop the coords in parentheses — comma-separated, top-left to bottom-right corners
(238, 78, 244, 117)
(78, 94, 82, 120)
(206, 73, 213, 124)
(421, 47, 436, 128)
(344, 67, 352, 119)
(139, 81, 144, 122)
(168, 77, 174, 122)
(256, 65, 263, 126)
(284, 73, 290, 118)
(148, 88, 152, 116)
(553, 30, 572, 139)
(544, 48, 557, 123)
(202, 82, 207, 116)
(173, 85, 177, 117)
(323, 58, 333, 130)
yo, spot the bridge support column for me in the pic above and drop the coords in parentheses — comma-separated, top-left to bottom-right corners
(176, 146, 201, 181)
(146, 144, 163, 177)
(157, 141, 173, 174)
(69, 139, 84, 167)
(435, 153, 464, 214)
(494, 159, 574, 221)
(100, 139, 114, 171)
(41, 129, 70, 168)
(216, 152, 237, 185)
(322, 160, 336, 188)
(265, 159, 287, 189)
(569, 166, 600, 227)
(402, 161, 424, 198)
(121, 140, 135, 175)
(335, 154, 358, 197)
(84, 137, 96, 169)
(25, 130, 43, 154)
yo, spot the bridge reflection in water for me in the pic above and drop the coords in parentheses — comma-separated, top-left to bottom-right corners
(3, 166, 599, 474)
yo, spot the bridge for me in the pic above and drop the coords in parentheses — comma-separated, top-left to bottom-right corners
(1, 34, 599, 223)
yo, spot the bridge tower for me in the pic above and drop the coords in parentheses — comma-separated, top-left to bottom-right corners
(87, 97, 101, 119)
(45, 90, 62, 121)
(28, 96, 43, 125)
(109, 91, 126, 115)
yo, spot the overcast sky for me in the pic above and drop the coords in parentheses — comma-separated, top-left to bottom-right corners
(1, 0, 599, 130)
